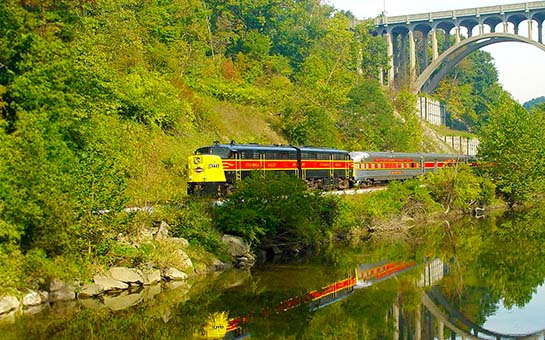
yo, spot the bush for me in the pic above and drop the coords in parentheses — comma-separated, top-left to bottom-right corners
(214, 172, 338, 250)
(155, 199, 224, 255)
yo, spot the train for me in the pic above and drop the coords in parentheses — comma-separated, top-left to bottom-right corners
(187, 141, 474, 195)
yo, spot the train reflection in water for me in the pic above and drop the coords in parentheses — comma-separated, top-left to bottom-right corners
(197, 260, 417, 339)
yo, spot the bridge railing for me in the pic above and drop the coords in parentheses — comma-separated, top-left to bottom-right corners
(377, 1, 545, 25)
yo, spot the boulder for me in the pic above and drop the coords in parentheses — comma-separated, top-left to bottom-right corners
(49, 278, 66, 292)
(38, 291, 49, 304)
(222, 234, 249, 257)
(78, 284, 104, 298)
(49, 287, 76, 302)
(109, 267, 143, 285)
(139, 269, 161, 286)
(211, 258, 231, 272)
(93, 275, 129, 292)
(163, 268, 188, 281)
(23, 304, 47, 315)
(0, 296, 20, 315)
(177, 250, 194, 270)
(22, 291, 42, 307)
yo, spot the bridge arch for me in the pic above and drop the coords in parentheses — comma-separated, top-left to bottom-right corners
(423, 290, 545, 339)
(414, 32, 545, 94)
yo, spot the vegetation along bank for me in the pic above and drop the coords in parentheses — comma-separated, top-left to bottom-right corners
(2, 0, 545, 318)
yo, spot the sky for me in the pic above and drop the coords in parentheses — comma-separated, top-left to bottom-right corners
(482, 284, 545, 334)
(326, 0, 545, 103)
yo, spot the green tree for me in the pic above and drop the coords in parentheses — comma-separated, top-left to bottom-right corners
(478, 93, 545, 207)
(214, 172, 337, 249)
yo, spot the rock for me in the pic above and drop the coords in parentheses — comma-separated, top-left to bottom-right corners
(78, 284, 104, 298)
(163, 268, 188, 281)
(222, 234, 248, 257)
(211, 258, 231, 272)
(103, 290, 144, 311)
(23, 304, 47, 315)
(38, 291, 49, 304)
(154, 221, 169, 239)
(177, 250, 194, 270)
(49, 278, 66, 292)
(22, 291, 42, 307)
(0, 296, 20, 315)
(0, 310, 17, 323)
(109, 267, 143, 285)
(49, 287, 76, 302)
(139, 269, 161, 286)
(93, 275, 129, 291)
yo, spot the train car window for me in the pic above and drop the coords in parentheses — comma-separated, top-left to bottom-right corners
(277, 152, 295, 160)
(301, 152, 317, 159)
(195, 147, 210, 155)
(316, 153, 330, 160)
(204, 147, 231, 158)
(264, 151, 275, 159)
(240, 151, 261, 159)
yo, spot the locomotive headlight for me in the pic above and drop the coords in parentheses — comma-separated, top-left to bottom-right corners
(194, 157, 201, 164)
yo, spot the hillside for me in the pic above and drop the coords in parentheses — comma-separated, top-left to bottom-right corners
(0, 0, 501, 291)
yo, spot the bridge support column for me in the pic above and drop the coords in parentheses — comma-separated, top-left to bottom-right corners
(444, 31, 451, 49)
(386, 33, 395, 86)
(455, 26, 461, 43)
(503, 21, 509, 33)
(478, 24, 484, 35)
(409, 30, 416, 83)
(438, 321, 444, 340)
(528, 19, 533, 40)
(400, 33, 408, 77)
(393, 303, 400, 340)
(538, 22, 543, 43)
(422, 32, 430, 69)
(431, 29, 439, 60)
(415, 306, 422, 340)
(393, 33, 399, 82)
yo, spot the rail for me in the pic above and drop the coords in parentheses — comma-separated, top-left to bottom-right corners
(376, 1, 545, 25)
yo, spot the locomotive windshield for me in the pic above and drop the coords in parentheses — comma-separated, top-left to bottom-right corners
(195, 146, 231, 159)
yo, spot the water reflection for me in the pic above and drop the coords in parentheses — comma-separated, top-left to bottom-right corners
(4, 209, 545, 339)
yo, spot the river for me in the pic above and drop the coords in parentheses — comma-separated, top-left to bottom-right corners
(2, 208, 545, 339)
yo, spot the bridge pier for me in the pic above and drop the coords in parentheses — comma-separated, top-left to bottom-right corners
(539, 22, 543, 43)
(431, 29, 439, 60)
(387, 33, 395, 85)
(409, 30, 416, 82)
(455, 26, 461, 43)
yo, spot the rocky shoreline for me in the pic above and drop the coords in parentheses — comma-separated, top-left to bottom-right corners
(0, 230, 255, 322)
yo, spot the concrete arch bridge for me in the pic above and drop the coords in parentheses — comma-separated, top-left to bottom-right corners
(373, 1, 545, 93)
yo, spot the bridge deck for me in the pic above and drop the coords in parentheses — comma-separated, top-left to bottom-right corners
(377, 1, 545, 25)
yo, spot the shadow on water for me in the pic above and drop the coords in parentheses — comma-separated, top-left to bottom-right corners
(4, 208, 545, 339)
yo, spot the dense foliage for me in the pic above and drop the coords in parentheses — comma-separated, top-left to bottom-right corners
(523, 96, 545, 111)
(478, 94, 545, 207)
(434, 50, 507, 131)
(214, 172, 338, 250)
(216, 166, 493, 251)
(0, 0, 425, 290)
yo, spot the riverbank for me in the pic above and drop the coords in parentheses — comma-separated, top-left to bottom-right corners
(0, 216, 255, 321)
